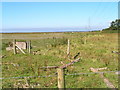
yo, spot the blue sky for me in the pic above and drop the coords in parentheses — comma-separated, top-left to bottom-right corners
(1, 2, 118, 32)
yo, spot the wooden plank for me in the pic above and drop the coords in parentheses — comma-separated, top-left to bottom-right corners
(57, 68, 65, 88)
(73, 52, 80, 59)
(100, 74, 115, 88)
(90, 67, 115, 88)
(112, 51, 120, 54)
(15, 44, 26, 54)
(16, 42, 26, 49)
(39, 58, 80, 70)
(59, 58, 80, 69)
(40, 66, 59, 69)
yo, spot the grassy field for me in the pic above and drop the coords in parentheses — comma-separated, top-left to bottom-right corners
(1, 31, 119, 88)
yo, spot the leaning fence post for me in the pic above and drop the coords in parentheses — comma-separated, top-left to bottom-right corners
(57, 68, 65, 89)
(13, 39, 16, 54)
(15, 44, 26, 54)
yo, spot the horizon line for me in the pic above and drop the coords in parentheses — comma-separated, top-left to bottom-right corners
(0, 29, 101, 33)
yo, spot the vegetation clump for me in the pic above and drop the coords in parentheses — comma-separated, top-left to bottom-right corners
(102, 19, 120, 33)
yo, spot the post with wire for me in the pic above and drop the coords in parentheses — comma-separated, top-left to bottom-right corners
(57, 68, 65, 89)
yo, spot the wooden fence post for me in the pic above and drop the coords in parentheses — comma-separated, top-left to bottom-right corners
(67, 39, 70, 56)
(13, 39, 16, 54)
(28, 40, 31, 54)
(27, 40, 31, 53)
(27, 41, 29, 53)
(57, 68, 65, 89)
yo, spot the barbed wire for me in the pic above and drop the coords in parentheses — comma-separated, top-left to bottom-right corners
(65, 71, 119, 76)
(1, 71, 119, 80)
(0, 75, 57, 80)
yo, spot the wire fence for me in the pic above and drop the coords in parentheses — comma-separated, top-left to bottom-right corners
(65, 70, 119, 76)
(1, 70, 119, 80)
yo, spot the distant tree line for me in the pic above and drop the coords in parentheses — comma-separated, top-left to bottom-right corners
(103, 19, 120, 31)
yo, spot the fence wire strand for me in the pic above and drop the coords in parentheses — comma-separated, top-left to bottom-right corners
(0, 71, 119, 80)
(0, 75, 57, 80)
(65, 71, 119, 76)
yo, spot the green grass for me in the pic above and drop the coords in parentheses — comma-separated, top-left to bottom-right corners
(1, 31, 118, 88)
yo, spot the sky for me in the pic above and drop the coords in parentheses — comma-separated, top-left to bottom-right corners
(1, 2, 118, 32)
(1, 0, 120, 2)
